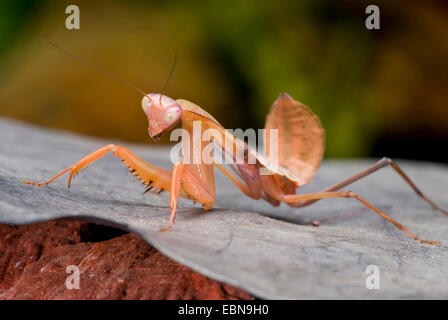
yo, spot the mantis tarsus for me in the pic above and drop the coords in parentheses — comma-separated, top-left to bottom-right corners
(22, 41, 447, 245)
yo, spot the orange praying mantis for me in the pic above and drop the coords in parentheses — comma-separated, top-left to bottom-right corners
(22, 41, 447, 245)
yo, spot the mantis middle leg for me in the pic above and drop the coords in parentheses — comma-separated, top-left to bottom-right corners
(289, 157, 447, 216)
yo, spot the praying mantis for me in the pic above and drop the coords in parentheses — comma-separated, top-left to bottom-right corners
(22, 41, 447, 245)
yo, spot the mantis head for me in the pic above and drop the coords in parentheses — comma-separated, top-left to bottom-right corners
(142, 93, 183, 140)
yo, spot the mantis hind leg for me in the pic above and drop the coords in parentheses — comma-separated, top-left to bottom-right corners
(283, 191, 440, 245)
(291, 157, 447, 216)
(21, 144, 172, 193)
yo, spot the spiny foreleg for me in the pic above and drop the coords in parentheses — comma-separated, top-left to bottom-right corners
(21, 144, 172, 193)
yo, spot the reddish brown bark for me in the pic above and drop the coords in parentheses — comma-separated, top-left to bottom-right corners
(0, 220, 252, 300)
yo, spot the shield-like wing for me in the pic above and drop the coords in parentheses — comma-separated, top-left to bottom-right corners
(264, 93, 325, 187)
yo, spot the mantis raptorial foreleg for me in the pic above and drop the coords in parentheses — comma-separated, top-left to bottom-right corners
(158, 160, 218, 232)
(289, 157, 448, 216)
(282, 191, 440, 245)
(21, 144, 172, 192)
(158, 161, 183, 232)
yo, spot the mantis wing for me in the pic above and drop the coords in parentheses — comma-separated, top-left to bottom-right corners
(264, 93, 325, 187)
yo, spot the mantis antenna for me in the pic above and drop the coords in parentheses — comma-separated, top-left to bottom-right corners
(159, 49, 180, 104)
(40, 39, 146, 96)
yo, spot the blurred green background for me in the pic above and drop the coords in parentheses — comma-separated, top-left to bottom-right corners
(0, 0, 447, 161)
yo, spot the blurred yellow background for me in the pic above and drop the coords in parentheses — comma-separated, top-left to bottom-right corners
(0, 0, 447, 161)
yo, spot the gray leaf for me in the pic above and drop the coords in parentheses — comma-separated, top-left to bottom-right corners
(1, 117, 447, 299)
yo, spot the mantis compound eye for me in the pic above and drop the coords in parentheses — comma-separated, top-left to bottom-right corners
(163, 105, 182, 126)
(141, 95, 152, 114)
